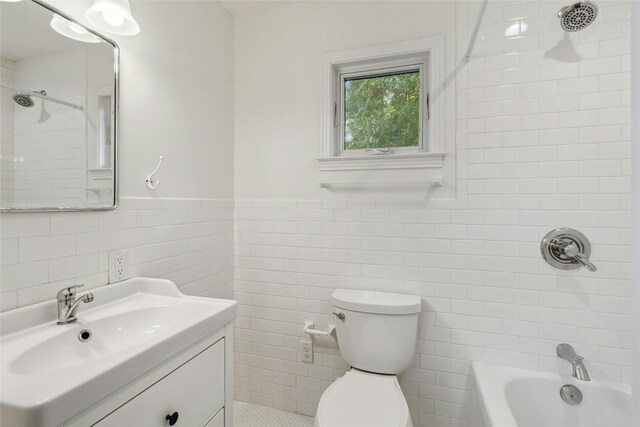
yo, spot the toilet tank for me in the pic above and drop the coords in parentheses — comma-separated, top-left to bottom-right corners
(331, 289, 421, 375)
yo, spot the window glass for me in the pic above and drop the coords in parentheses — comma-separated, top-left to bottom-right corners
(97, 94, 112, 168)
(343, 70, 420, 150)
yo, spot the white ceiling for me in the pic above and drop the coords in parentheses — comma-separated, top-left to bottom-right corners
(1, 1, 84, 61)
(220, 0, 298, 16)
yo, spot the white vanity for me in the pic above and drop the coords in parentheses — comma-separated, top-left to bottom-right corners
(0, 278, 237, 427)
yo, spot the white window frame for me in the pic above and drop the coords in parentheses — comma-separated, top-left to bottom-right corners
(320, 37, 447, 172)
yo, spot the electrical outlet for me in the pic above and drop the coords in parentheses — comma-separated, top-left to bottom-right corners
(109, 249, 129, 283)
(300, 339, 313, 363)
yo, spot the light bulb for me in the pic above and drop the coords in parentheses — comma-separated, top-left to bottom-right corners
(102, 11, 124, 27)
(50, 14, 101, 43)
(86, 0, 140, 36)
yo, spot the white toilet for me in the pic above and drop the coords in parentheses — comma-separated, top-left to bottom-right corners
(314, 289, 421, 427)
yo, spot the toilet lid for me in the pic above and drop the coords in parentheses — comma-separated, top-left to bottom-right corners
(316, 369, 410, 427)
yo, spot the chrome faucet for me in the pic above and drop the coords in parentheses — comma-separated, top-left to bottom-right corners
(557, 343, 591, 381)
(57, 285, 94, 325)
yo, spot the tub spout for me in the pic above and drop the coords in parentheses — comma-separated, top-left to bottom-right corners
(557, 343, 591, 381)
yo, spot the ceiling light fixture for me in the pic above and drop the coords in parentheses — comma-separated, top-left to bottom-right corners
(50, 14, 101, 43)
(85, 0, 140, 36)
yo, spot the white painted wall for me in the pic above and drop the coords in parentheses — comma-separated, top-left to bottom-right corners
(233, 1, 456, 200)
(49, 0, 235, 200)
(233, 1, 632, 426)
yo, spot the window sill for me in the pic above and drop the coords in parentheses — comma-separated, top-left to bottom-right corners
(317, 152, 446, 172)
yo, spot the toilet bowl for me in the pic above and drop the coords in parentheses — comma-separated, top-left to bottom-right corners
(314, 289, 421, 427)
(314, 369, 412, 427)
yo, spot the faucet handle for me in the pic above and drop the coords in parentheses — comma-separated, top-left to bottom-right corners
(563, 243, 597, 272)
(56, 284, 84, 300)
(541, 228, 597, 272)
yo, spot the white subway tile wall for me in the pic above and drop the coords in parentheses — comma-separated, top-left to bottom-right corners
(12, 100, 86, 207)
(233, 1, 631, 427)
(0, 198, 234, 310)
(1, 58, 16, 204)
(1, 47, 117, 209)
(5, 49, 90, 208)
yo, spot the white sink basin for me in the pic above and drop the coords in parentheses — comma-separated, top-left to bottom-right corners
(1, 277, 237, 427)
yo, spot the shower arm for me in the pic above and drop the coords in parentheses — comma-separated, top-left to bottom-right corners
(1, 85, 84, 111)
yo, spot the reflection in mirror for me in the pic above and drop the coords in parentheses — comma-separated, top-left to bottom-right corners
(1, 0, 118, 211)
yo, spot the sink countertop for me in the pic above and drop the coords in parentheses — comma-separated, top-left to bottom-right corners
(1, 277, 237, 427)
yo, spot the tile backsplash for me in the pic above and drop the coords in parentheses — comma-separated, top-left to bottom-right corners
(233, 197, 631, 425)
(0, 197, 234, 310)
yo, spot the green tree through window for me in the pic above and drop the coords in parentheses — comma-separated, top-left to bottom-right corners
(344, 71, 420, 150)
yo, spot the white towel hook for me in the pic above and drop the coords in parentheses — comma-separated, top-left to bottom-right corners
(145, 156, 164, 190)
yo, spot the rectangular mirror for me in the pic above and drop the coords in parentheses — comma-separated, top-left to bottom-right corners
(1, 0, 118, 211)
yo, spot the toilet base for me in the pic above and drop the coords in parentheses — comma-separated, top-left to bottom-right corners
(314, 369, 413, 427)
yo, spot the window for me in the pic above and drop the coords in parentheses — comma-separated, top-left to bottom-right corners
(320, 38, 447, 173)
(340, 59, 426, 155)
(96, 94, 112, 169)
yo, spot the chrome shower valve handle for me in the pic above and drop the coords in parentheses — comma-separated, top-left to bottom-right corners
(541, 228, 597, 272)
(560, 242, 597, 272)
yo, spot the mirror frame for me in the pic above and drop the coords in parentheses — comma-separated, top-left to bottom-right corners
(1, 0, 120, 212)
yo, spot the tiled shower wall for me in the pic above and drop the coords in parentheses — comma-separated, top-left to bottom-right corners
(0, 198, 234, 311)
(6, 48, 95, 208)
(1, 58, 16, 204)
(233, 1, 631, 427)
(2, 46, 119, 209)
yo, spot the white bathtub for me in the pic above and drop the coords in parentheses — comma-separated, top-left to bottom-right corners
(470, 362, 632, 427)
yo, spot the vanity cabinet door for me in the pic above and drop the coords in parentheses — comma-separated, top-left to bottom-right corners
(93, 339, 225, 427)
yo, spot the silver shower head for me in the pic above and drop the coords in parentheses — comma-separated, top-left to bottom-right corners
(558, 1, 598, 32)
(13, 93, 34, 108)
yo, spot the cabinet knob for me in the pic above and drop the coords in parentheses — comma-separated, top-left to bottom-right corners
(166, 411, 179, 426)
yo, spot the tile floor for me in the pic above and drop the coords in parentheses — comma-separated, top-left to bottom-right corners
(234, 401, 314, 427)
